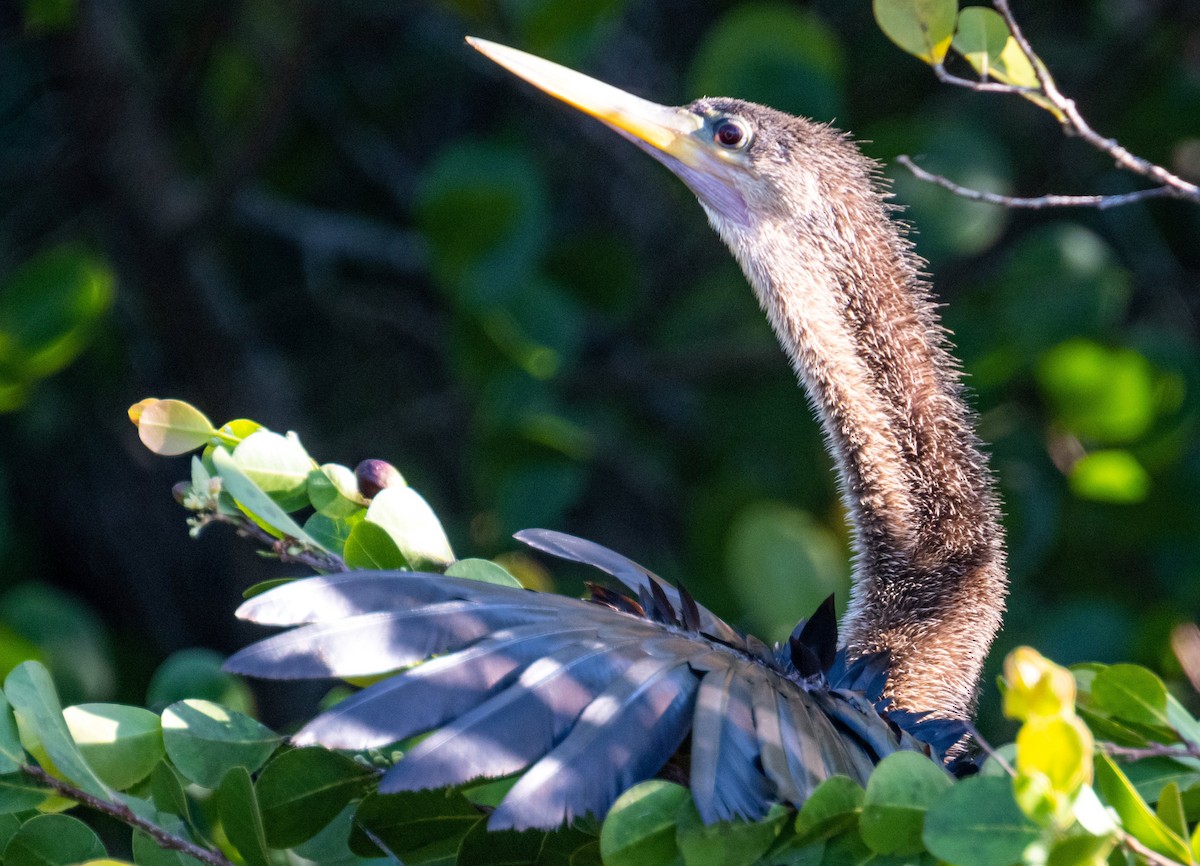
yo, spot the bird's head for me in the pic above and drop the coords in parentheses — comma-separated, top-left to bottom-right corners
(466, 38, 862, 249)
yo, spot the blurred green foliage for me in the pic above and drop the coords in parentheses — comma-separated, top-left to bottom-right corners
(0, 0, 1197, 751)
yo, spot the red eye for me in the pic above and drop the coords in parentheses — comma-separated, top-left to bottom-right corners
(714, 119, 748, 148)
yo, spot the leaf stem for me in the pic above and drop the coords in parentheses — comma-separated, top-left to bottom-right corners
(20, 763, 236, 866)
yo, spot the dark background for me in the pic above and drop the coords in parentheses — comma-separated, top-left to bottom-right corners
(1, 0, 1199, 736)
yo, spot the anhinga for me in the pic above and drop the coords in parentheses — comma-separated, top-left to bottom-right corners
(227, 39, 1007, 830)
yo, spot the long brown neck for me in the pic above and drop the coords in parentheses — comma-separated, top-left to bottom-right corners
(715, 169, 1006, 720)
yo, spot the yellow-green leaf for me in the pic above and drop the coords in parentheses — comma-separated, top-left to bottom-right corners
(129, 399, 217, 456)
(1094, 753, 1192, 863)
(873, 0, 957, 64)
(951, 7, 1009, 77)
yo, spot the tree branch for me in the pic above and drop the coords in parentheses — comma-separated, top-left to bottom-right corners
(20, 764, 235, 866)
(1099, 741, 1200, 761)
(902, 0, 1200, 209)
(191, 511, 349, 573)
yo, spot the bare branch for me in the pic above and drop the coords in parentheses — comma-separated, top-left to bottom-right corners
(896, 156, 1178, 210)
(191, 511, 349, 573)
(21, 764, 236, 866)
(1121, 832, 1191, 866)
(963, 722, 1016, 777)
(902, 1, 1200, 208)
(1099, 741, 1200, 762)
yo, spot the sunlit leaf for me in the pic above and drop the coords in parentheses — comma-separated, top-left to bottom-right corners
(130, 400, 217, 457)
(365, 486, 455, 570)
(951, 7, 1009, 77)
(598, 780, 689, 866)
(63, 703, 163, 790)
(873, 0, 956, 64)
(307, 464, 366, 519)
(232, 430, 316, 512)
(444, 558, 523, 587)
(1092, 664, 1171, 729)
(161, 699, 280, 789)
(1037, 340, 1159, 444)
(211, 447, 327, 549)
(1003, 647, 1075, 721)
(1094, 753, 1192, 862)
(5, 661, 111, 799)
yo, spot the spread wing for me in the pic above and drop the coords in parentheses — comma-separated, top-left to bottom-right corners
(227, 531, 942, 829)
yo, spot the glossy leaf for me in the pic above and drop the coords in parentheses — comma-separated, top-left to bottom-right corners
(1092, 664, 1171, 729)
(307, 464, 366, 518)
(217, 766, 271, 866)
(211, 447, 326, 549)
(598, 780, 689, 866)
(923, 775, 1040, 866)
(5, 661, 111, 799)
(859, 751, 951, 855)
(343, 518, 408, 569)
(873, 0, 956, 64)
(675, 800, 786, 866)
(951, 7, 1009, 76)
(3, 814, 106, 866)
(1094, 753, 1192, 862)
(255, 746, 377, 849)
(365, 486, 456, 570)
(232, 430, 315, 512)
(63, 703, 163, 790)
(161, 699, 280, 788)
(793, 776, 864, 843)
(445, 557, 523, 587)
(129, 399, 217, 457)
(349, 789, 480, 860)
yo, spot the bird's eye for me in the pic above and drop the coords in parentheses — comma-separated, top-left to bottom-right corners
(713, 118, 750, 150)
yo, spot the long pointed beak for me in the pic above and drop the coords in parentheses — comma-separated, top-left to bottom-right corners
(466, 37, 705, 167)
(467, 37, 751, 226)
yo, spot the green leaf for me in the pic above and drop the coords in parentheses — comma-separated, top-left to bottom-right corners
(3, 814, 106, 866)
(255, 747, 377, 849)
(535, 827, 601, 866)
(445, 558, 523, 587)
(0, 690, 25, 773)
(923, 775, 1041, 866)
(793, 776, 864, 843)
(0, 772, 52, 812)
(148, 761, 201, 840)
(675, 800, 786, 866)
(343, 519, 408, 569)
(217, 766, 271, 866)
(0, 814, 21, 853)
(129, 399, 217, 457)
(307, 464, 366, 518)
(1094, 753, 1192, 862)
(349, 789, 480, 860)
(1037, 340, 1160, 445)
(365, 486, 456, 570)
(132, 825, 203, 866)
(302, 511, 362, 555)
(146, 649, 252, 714)
(21, 0, 77, 33)
(1156, 781, 1188, 839)
(1045, 832, 1116, 866)
(63, 704, 163, 791)
(1069, 451, 1150, 504)
(5, 661, 112, 799)
(951, 7, 1009, 76)
(456, 820, 545, 865)
(160, 700, 280, 789)
(1092, 664, 1171, 729)
(860, 751, 952, 855)
(873, 0, 957, 64)
(232, 430, 316, 512)
(211, 447, 328, 550)
(598, 780, 689, 866)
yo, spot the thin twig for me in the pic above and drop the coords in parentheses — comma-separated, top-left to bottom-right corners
(1100, 741, 1200, 762)
(1121, 831, 1190, 866)
(964, 722, 1016, 777)
(194, 512, 349, 572)
(903, 0, 1200, 208)
(897, 156, 1178, 209)
(20, 764, 235, 866)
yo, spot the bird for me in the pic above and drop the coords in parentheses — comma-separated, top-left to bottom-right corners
(225, 38, 1008, 831)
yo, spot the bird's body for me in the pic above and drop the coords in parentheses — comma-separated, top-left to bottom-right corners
(227, 40, 1007, 830)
